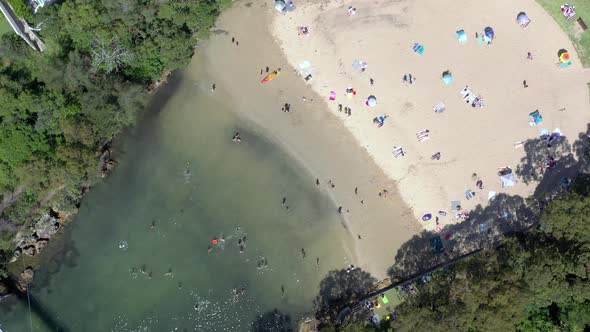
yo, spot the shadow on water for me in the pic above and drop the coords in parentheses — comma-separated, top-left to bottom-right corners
(0, 72, 189, 332)
(250, 309, 293, 332)
(1, 279, 70, 332)
(385, 123, 590, 280)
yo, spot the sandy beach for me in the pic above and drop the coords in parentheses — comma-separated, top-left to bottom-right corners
(190, 0, 590, 277)
(271, 0, 590, 230)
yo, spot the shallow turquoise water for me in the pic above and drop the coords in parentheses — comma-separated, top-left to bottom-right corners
(0, 74, 353, 331)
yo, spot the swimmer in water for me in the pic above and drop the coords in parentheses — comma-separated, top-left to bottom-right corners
(281, 285, 285, 297)
(207, 245, 213, 252)
(240, 244, 244, 253)
(316, 178, 320, 185)
(165, 268, 173, 277)
(242, 235, 247, 243)
(301, 248, 306, 259)
(282, 197, 286, 205)
(238, 238, 243, 245)
(150, 220, 156, 229)
(316, 257, 320, 267)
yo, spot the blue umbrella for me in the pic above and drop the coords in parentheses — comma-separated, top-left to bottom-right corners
(517, 12, 530, 27)
(442, 71, 453, 84)
(443, 74, 453, 84)
(484, 27, 494, 39)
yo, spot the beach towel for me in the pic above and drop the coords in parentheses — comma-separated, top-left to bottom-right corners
(561, 4, 576, 20)
(460, 88, 471, 97)
(433, 102, 446, 113)
(560, 61, 573, 69)
(381, 295, 389, 304)
(488, 191, 496, 201)
(329, 91, 336, 101)
(451, 200, 461, 210)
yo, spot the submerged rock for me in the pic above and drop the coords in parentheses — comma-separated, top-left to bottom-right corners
(20, 267, 34, 283)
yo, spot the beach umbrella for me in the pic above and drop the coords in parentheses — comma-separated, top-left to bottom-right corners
(456, 30, 467, 44)
(274, 0, 286, 12)
(442, 71, 453, 84)
(516, 12, 530, 27)
(560, 52, 571, 63)
(366, 95, 377, 107)
(484, 27, 494, 39)
(501, 173, 516, 188)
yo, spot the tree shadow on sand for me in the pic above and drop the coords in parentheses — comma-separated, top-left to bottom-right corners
(314, 268, 377, 325)
(250, 309, 293, 332)
(387, 124, 590, 280)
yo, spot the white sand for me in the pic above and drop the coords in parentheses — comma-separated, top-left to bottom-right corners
(272, 0, 590, 232)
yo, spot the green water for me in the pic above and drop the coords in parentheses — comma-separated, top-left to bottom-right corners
(0, 74, 353, 331)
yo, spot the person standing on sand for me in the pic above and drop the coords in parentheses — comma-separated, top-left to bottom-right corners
(316, 178, 320, 185)
(527, 52, 533, 60)
(370, 78, 374, 86)
(523, 80, 528, 88)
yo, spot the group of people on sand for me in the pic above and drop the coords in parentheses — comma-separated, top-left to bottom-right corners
(338, 103, 352, 116)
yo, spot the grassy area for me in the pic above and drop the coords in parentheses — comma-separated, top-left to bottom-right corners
(0, 17, 13, 36)
(536, 0, 590, 67)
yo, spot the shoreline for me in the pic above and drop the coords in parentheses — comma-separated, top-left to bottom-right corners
(196, 0, 420, 277)
(271, 0, 590, 233)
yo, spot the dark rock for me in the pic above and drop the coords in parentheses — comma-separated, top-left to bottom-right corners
(35, 238, 49, 252)
(20, 267, 34, 283)
(22, 245, 36, 256)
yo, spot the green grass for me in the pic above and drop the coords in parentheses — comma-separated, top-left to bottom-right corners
(0, 17, 13, 36)
(536, 0, 590, 67)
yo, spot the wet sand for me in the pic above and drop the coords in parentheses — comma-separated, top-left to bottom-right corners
(193, 1, 419, 277)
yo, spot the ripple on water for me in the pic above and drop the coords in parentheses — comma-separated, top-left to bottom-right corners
(110, 288, 262, 332)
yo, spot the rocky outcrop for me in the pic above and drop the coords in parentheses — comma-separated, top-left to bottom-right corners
(99, 146, 118, 178)
(11, 210, 74, 262)
(20, 267, 34, 283)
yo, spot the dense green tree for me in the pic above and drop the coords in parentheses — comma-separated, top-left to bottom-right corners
(0, 0, 228, 275)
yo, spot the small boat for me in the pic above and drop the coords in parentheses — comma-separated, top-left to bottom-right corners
(261, 68, 281, 84)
